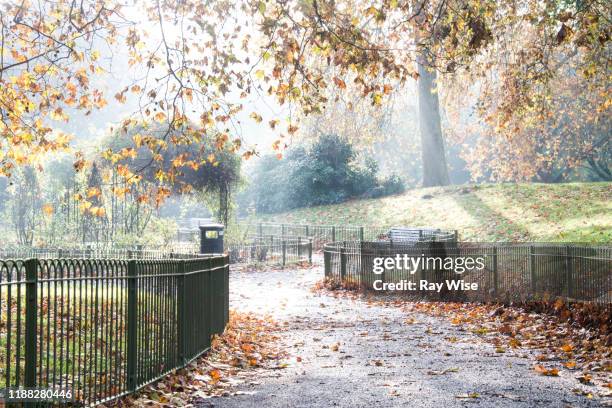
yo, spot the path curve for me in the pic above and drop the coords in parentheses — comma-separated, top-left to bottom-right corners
(204, 264, 604, 408)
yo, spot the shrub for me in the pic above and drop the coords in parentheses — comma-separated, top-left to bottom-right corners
(240, 135, 405, 214)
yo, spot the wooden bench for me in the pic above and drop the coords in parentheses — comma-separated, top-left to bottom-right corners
(386, 227, 447, 243)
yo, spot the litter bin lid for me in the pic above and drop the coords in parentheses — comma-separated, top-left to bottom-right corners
(198, 222, 224, 229)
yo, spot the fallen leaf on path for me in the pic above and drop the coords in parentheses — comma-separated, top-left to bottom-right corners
(456, 392, 480, 399)
(534, 365, 559, 376)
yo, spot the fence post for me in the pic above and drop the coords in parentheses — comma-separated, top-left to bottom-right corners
(323, 247, 330, 278)
(258, 223, 263, 238)
(126, 260, 138, 392)
(331, 226, 336, 242)
(359, 226, 364, 242)
(565, 246, 573, 299)
(340, 245, 347, 280)
(282, 240, 286, 267)
(308, 239, 313, 264)
(529, 246, 536, 295)
(305, 225, 309, 237)
(297, 236, 302, 257)
(492, 246, 498, 298)
(24, 258, 38, 389)
(177, 260, 186, 365)
(281, 224, 286, 238)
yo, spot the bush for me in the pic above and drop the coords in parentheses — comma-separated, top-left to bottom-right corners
(239, 135, 405, 214)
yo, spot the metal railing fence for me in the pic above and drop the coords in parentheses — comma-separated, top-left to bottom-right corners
(0, 255, 229, 406)
(324, 241, 612, 304)
(227, 235, 312, 266)
(0, 247, 205, 260)
(237, 222, 458, 250)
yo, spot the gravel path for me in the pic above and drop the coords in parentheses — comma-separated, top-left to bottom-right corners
(204, 264, 605, 408)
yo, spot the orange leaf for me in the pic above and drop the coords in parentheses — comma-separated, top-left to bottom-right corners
(333, 77, 346, 89)
(534, 365, 559, 376)
(209, 369, 221, 383)
(42, 203, 54, 216)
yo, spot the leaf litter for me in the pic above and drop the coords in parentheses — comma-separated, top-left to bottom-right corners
(107, 311, 286, 407)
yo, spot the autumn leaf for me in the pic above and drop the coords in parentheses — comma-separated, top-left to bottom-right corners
(456, 392, 480, 399)
(250, 112, 263, 123)
(563, 361, 576, 369)
(209, 369, 221, 383)
(42, 203, 54, 216)
(154, 112, 167, 122)
(534, 365, 559, 376)
(114, 92, 127, 103)
(333, 77, 346, 89)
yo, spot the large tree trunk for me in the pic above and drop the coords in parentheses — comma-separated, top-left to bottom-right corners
(416, 61, 450, 186)
(415, 16, 450, 187)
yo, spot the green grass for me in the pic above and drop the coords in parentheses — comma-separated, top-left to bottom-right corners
(254, 182, 612, 242)
(0, 284, 176, 403)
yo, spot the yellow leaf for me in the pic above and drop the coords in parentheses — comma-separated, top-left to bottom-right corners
(154, 112, 166, 122)
(250, 112, 263, 123)
(42, 204, 54, 216)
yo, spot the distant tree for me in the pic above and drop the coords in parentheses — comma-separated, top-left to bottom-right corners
(81, 162, 108, 244)
(0, 177, 8, 213)
(9, 167, 41, 245)
(242, 135, 404, 214)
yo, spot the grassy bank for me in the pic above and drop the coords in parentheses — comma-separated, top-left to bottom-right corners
(253, 183, 612, 242)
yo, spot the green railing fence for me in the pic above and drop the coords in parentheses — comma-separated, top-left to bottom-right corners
(0, 247, 205, 261)
(236, 222, 458, 250)
(0, 255, 229, 406)
(324, 241, 612, 304)
(227, 235, 312, 266)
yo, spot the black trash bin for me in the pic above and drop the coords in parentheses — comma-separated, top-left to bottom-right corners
(199, 222, 224, 254)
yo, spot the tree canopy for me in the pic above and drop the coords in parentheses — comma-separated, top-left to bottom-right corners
(0, 0, 609, 188)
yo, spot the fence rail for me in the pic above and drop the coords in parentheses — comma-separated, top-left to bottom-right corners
(324, 241, 612, 304)
(237, 222, 458, 250)
(0, 247, 206, 260)
(0, 255, 229, 406)
(227, 235, 312, 266)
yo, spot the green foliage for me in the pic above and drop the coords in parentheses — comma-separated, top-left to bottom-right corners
(240, 135, 404, 214)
